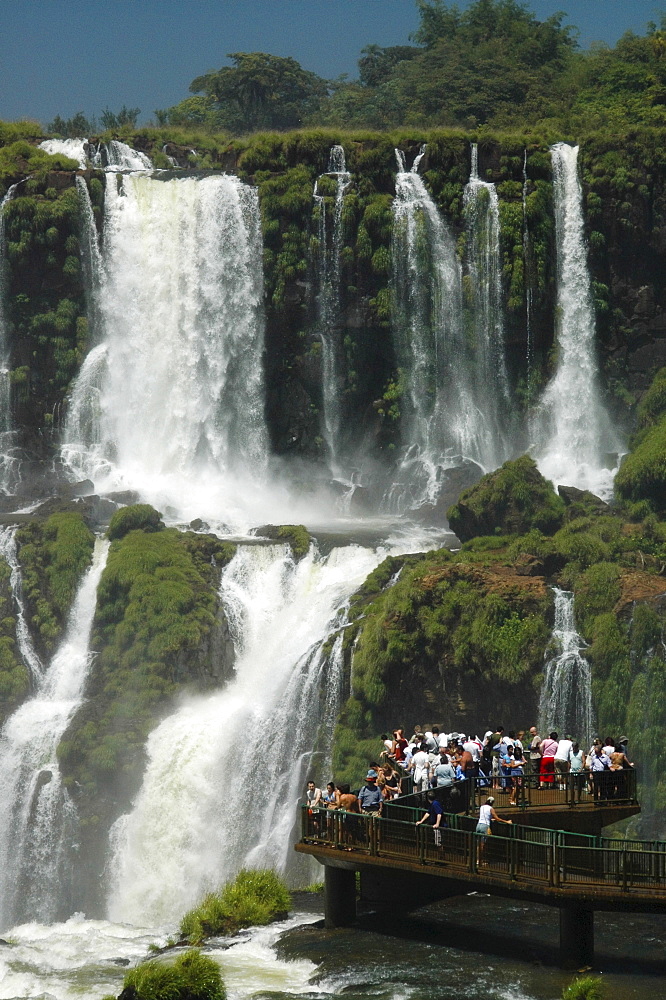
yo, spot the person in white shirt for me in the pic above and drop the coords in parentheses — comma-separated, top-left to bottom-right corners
(410, 744, 431, 793)
(463, 738, 481, 763)
(554, 735, 574, 788)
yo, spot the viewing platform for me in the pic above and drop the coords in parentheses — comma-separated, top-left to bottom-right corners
(295, 772, 659, 968)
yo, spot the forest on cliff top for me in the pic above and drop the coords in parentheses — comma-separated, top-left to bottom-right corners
(43, 0, 666, 140)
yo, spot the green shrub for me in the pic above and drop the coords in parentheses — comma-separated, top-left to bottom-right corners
(17, 512, 95, 655)
(117, 949, 225, 1000)
(107, 504, 165, 540)
(636, 366, 666, 429)
(180, 869, 291, 943)
(255, 524, 311, 561)
(561, 974, 604, 1000)
(447, 456, 565, 541)
(615, 416, 666, 511)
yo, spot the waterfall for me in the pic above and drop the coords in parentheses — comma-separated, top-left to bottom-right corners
(0, 185, 20, 490)
(312, 145, 351, 471)
(0, 537, 109, 928)
(75, 176, 103, 338)
(539, 588, 594, 745)
(0, 527, 43, 682)
(522, 149, 534, 382)
(107, 540, 382, 925)
(531, 143, 619, 497)
(100, 141, 152, 172)
(463, 144, 511, 460)
(39, 138, 89, 169)
(61, 173, 268, 525)
(391, 145, 493, 510)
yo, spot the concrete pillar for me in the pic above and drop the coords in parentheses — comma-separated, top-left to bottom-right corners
(324, 865, 356, 928)
(559, 904, 594, 969)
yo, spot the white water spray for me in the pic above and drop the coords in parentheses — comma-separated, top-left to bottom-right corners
(107, 540, 382, 925)
(463, 144, 511, 459)
(312, 145, 351, 471)
(0, 537, 109, 928)
(0, 527, 43, 682)
(39, 138, 89, 169)
(62, 173, 268, 526)
(531, 144, 619, 497)
(539, 588, 594, 745)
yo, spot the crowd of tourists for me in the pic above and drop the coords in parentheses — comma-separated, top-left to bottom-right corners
(304, 723, 635, 826)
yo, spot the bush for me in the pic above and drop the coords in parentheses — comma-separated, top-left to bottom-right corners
(615, 416, 666, 511)
(561, 974, 604, 1000)
(180, 869, 291, 943)
(116, 949, 225, 1000)
(255, 524, 311, 561)
(107, 504, 165, 541)
(447, 455, 565, 542)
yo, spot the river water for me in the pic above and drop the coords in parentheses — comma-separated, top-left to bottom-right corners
(0, 893, 663, 999)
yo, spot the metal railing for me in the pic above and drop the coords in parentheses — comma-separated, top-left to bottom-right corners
(466, 767, 637, 811)
(300, 802, 666, 898)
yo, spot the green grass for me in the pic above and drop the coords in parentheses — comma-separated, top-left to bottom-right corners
(180, 869, 291, 943)
(110, 949, 225, 1000)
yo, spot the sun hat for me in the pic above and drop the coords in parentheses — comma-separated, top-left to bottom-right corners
(366, 769, 378, 780)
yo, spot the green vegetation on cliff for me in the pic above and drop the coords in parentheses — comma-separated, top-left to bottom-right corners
(447, 455, 565, 541)
(109, 949, 225, 1000)
(16, 512, 95, 657)
(58, 509, 236, 823)
(180, 869, 291, 943)
(0, 556, 29, 723)
(616, 366, 666, 511)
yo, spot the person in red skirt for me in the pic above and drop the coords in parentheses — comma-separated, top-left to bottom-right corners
(539, 731, 559, 786)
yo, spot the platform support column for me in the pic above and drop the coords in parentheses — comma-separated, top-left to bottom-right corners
(324, 865, 356, 928)
(559, 904, 594, 969)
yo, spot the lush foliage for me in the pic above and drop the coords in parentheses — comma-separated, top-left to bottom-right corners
(561, 974, 604, 1000)
(256, 524, 311, 560)
(0, 556, 29, 724)
(447, 455, 565, 541)
(58, 521, 236, 820)
(110, 949, 225, 1000)
(180, 869, 291, 942)
(616, 366, 666, 511)
(107, 504, 165, 540)
(16, 512, 95, 656)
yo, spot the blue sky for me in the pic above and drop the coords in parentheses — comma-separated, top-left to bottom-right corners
(1, 0, 664, 126)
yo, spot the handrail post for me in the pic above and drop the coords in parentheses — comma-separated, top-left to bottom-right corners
(370, 816, 378, 856)
(418, 824, 425, 864)
(622, 848, 628, 892)
(469, 829, 476, 873)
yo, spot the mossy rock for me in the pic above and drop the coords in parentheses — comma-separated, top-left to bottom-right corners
(116, 949, 225, 1000)
(107, 504, 165, 540)
(180, 869, 291, 943)
(255, 524, 311, 560)
(447, 455, 565, 542)
(16, 511, 95, 657)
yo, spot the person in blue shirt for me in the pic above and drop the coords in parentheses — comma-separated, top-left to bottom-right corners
(415, 791, 445, 845)
(358, 769, 383, 814)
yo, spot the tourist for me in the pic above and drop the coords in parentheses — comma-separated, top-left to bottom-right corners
(410, 741, 431, 793)
(602, 736, 616, 758)
(508, 745, 525, 806)
(589, 745, 612, 800)
(306, 780, 322, 808)
(380, 733, 393, 759)
(337, 784, 360, 812)
(618, 735, 630, 759)
(464, 735, 482, 762)
(528, 726, 542, 777)
(478, 747, 493, 787)
(554, 734, 574, 788)
(570, 742, 586, 801)
(322, 782, 338, 807)
(458, 741, 476, 778)
(609, 743, 634, 799)
(475, 796, 512, 861)
(489, 726, 505, 786)
(434, 750, 456, 787)
(539, 731, 559, 786)
(423, 729, 438, 752)
(415, 790, 444, 845)
(336, 783, 360, 848)
(379, 763, 401, 800)
(358, 770, 383, 814)
(392, 728, 408, 763)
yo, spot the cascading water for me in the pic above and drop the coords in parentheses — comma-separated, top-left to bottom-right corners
(312, 145, 351, 471)
(522, 149, 534, 382)
(39, 138, 89, 169)
(463, 144, 511, 460)
(0, 537, 109, 928)
(75, 176, 103, 338)
(61, 172, 268, 526)
(539, 588, 594, 745)
(0, 527, 43, 681)
(107, 540, 382, 925)
(97, 140, 152, 171)
(531, 143, 619, 497)
(0, 184, 21, 490)
(390, 146, 493, 511)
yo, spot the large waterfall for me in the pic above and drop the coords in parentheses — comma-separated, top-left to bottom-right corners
(531, 143, 619, 496)
(0, 537, 108, 927)
(312, 145, 351, 472)
(539, 588, 594, 745)
(107, 540, 382, 925)
(62, 173, 269, 526)
(0, 185, 20, 490)
(463, 144, 511, 460)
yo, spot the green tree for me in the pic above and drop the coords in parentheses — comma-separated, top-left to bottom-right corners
(188, 52, 328, 133)
(100, 105, 141, 129)
(47, 112, 96, 137)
